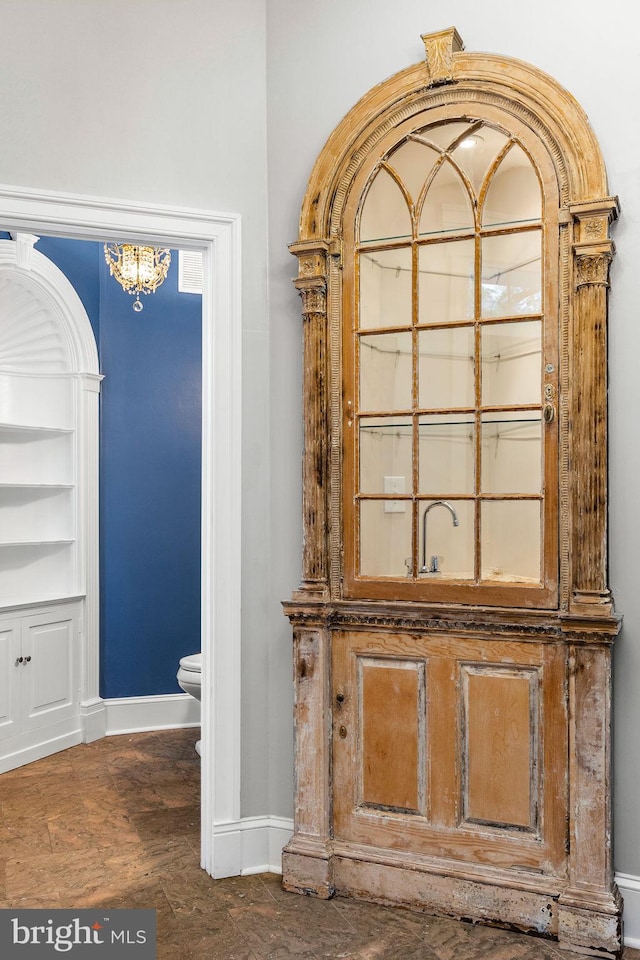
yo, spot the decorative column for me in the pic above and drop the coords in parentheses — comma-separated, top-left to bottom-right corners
(79, 371, 105, 741)
(281, 240, 334, 896)
(280, 610, 334, 897)
(569, 199, 619, 616)
(558, 622, 622, 957)
(559, 198, 622, 956)
(289, 240, 331, 601)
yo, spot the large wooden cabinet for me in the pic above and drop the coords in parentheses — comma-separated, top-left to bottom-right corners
(283, 29, 622, 957)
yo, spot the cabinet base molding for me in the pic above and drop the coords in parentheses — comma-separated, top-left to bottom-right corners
(557, 887, 624, 958)
(282, 837, 335, 899)
(283, 840, 623, 958)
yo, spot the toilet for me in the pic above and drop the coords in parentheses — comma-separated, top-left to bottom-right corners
(176, 652, 202, 756)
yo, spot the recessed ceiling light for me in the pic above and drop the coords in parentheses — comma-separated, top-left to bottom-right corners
(459, 134, 484, 150)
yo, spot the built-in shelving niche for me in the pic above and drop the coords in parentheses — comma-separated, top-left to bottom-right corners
(0, 398, 77, 608)
(0, 234, 100, 772)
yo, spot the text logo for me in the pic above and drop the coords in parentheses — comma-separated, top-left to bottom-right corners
(0, 909, 156, 957)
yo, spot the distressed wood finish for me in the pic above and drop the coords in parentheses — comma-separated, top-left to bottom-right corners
(360, 658, 424, 812)
(569, 202, 619, 614)
(463, 666, 537, 829)
(290, 241, 331, 600)
(283, 27, 621, 958)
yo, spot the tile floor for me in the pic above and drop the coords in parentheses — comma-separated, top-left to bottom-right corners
(0, 727, 637, 959)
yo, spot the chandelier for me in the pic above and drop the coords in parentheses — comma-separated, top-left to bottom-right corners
(104, 243, 171, 312)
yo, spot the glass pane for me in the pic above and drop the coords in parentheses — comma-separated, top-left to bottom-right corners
(481, 230, 542, 318)
(388, 139, 439, 205)
(481, 500, 541, 582)
(419, 415, 474, 495)
(418, 498, 474, 579)
(483, 144, 541, 228)
(451, 125, 510, 196)
(418, 160, 474, 236)
(481, 320, 541, 407)
(360, 500, 412, 577)
(360, 167, 411, 242)
(481, 412, 541, 494)
(360, 417, 413, 494)
(418, 239, 475, 324)
(418, 327, 475, 409)
(359, 332, 412, 412)
(359, 248, 411, 330)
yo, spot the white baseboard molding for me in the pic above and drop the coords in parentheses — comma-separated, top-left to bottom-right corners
(617, 873, 640, 947)
(211, 816, 294, 879)
(104, 693, 201, 735)
(80, 697, 107, 743)
(0, 730, 83, 774)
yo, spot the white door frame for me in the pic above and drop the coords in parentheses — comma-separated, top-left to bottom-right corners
(0, 183, 242, 877)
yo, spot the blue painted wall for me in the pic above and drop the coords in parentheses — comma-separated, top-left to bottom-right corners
(98, 250, 202, 697)
(17, 236, 202, 697)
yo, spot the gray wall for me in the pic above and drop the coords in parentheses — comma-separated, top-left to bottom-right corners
(0, 0, 272, 817)
(265, 0, 640, 873)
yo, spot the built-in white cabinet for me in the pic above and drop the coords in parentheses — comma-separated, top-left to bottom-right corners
(0, 602, 81, 772)
(0, 235, 101, 770)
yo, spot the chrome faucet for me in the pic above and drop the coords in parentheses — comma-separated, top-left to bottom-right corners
(419, 500, 459, 574)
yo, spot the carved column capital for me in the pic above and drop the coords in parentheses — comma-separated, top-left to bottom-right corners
(290, 240, 330, 320)
(294, 275, 327, 318)
(574, 248, 613, 288)
(570, 197, 619, 289)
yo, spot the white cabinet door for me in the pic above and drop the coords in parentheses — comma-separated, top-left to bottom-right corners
(21, 610, 78, 733)
(0, 618, 21, 741)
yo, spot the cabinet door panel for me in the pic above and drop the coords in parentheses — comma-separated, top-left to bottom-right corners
(462, 665, 538, 830)
(22, 613, 77, 732)
(0, 619, 20, 741)
(333, 630, 567, 872)
(359, 657, 426, 814)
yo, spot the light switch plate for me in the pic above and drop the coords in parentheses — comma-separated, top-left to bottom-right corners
(383, 476, 406, 512)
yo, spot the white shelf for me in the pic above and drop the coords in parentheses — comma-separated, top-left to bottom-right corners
(0, 540, 76, 601)
(0, 427, 74, 487)
(0, 422, 74, 438)
(0, 483, 74, 492)
(0, 539, 75, 547)
(0, 593, 84, 614)
(0, 485, 74, 542)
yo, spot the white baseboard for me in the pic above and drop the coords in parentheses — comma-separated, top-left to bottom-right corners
(617, 873, 640, 947)
(211, 816, 294, 878)
(0, 730, 83, 774)
(80, 698, 107, 742)
(104, 693, 201, 735)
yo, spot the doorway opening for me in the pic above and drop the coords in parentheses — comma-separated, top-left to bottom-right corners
(0, 184, 242, 877)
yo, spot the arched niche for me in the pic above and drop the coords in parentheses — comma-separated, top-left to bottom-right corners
(0, 233, 102, 757)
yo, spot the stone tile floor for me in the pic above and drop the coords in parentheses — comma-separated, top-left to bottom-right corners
(0, 727, 637, 959)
